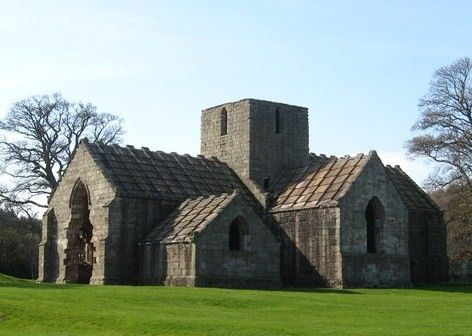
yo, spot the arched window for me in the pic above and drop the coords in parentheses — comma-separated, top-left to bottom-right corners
(220, 108, 228, 135)
(365, 197, 385, 254)
(229, 217, 247, 251)
(275, 107, 281, 134)
(66, 180, 94, 284)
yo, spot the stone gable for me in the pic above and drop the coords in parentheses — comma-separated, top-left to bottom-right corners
(38, 98, 448, 288)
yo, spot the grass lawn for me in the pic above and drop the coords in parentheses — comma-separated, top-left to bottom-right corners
(0, 274, 471, 336)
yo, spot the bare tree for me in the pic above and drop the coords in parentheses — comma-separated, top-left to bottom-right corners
(0, 93, 124, 215)
(407, 56, 472, 191)
(409, 57, 472, 272)
(431, 185, 472, 268)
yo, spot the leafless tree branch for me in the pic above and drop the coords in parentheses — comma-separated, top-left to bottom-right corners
(407, 57, 472, 191)
(0, 93, 124, 216)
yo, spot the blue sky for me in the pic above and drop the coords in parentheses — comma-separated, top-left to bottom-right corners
(1, 0, 472, 183)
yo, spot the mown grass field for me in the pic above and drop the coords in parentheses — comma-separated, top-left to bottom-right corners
(0, 274, 471, 336)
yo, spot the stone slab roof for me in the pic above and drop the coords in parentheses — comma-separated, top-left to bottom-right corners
(385, 165, 440, 212)
(270, 152, 375, 212)
(143, 192, 237, 244)
(83, 142, 243, 201)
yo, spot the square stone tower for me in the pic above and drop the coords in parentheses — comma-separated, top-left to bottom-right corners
(200, 98, 309, 190)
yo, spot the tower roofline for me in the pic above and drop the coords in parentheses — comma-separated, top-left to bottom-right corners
(202, 98, 308, 112)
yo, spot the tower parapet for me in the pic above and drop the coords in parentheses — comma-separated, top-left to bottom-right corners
(200, 98, 309, 190)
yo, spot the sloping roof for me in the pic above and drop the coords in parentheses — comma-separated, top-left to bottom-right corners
(385, 165, 440, 212)
(270, 152, 375, 212)
(83, 141, 243, 201)
(143, 192, 238, 244)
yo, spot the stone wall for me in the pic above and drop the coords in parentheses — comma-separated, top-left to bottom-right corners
(106, 197, 177, 284)
(138, 243, 167, 284)
(201, 99, 252, 182)
(201, 99, 309, 190)
(339, 154, 411, 287)
(450, 261, 472, 283)
(139, 242, 196, 286)
(38, 208, 59, 282)
(165, 243, 196, 286)
(139, 193, 280, 287)
(194, 194, 280, 287)
(38, 145, 116, 284)
(408, 210, 448, 283)
(39, 144, 179, 285)
(249, 100, 309, 187)
(273, 207, 342, 287)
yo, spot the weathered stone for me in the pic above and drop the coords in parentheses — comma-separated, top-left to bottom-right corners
(38, 98, 448, 288)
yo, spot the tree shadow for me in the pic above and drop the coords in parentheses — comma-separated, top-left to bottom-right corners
(0, 274, 77, 290)
(257, 286, 361, 294)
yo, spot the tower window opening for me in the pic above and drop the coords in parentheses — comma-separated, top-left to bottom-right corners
(220, 108, 228, 136)
(275, 108, 281, 134)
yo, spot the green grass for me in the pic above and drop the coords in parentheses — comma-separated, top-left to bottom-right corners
(0, 274, 471, 336)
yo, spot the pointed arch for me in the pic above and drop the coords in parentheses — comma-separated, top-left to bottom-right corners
(365, 197, 385, 254)
(65, 179, 94, 284)
(229, 217, 247, 251)
(220, 107, 228, 135)
(69, 179, 91, 208)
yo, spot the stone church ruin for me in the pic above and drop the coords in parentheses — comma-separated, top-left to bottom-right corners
(38, 99, 448, 287)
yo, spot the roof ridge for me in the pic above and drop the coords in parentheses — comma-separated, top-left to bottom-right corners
(159, 196, 207, 242)
(165, 196, 215, 242)
(140, 147, 174, 196)
(386, 165, 441, 212)
(187, 193, 235, 236)
(80, 141, 244, 202)
(330, 154, 365, 201)
(275, 158, 337, 208)
(315, 155, 352, 204)
(86, 141, 222, 164)
(171, 153, 206, 196)
(155, 151, 191, 198)
(122, 145, 157, 197)
(144, 191, 240, 243)
(333, 151, 378, 201)
(165, 192, 238, 242)
(271, 152, 375, 212)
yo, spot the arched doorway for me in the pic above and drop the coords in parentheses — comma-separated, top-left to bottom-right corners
(65, 180, 94, 284)
(365, 197, 385, 254)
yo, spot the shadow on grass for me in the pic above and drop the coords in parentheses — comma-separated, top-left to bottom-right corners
(262, 286, 361, 294)
(0, 274, 79, 290)
(198, 284, 361, 294)
(1, 274, 361, 294)
(413, 284, 472, 294)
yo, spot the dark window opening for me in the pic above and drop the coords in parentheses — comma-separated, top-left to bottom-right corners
(365, 197, 385, 254)
(66, 180, 94, 284)
(220, 108, 228, 135)
(229, 217, 246, 251)
(263, 176, 270, 191)
(420, 221, 429, 256)
(275, 108, 281, 134)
